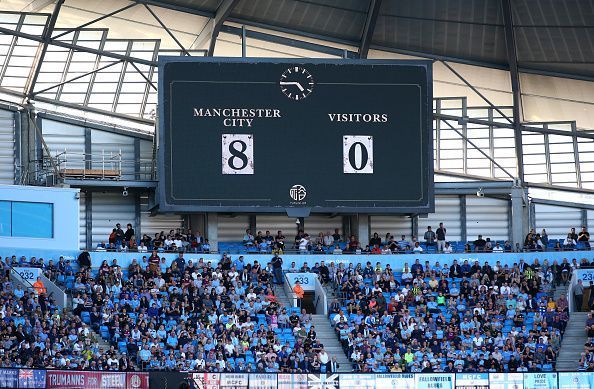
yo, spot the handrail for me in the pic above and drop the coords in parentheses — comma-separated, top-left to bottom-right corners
(6, 263, 55, 301)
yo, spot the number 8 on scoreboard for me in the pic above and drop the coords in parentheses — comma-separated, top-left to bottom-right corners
(222, 134, 254, 175)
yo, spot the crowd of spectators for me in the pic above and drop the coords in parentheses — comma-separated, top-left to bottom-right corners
(326, 257, 570, 373)
(89, 221, 594, 256)
(3, 220, 592, 374)
(95, 224, 211, 254)
(57, 252, 343, 373)
(0, 258, 95, 370)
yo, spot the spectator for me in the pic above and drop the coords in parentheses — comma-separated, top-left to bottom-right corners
(124, 223, 135, 246)
(243, 229, 255, 246)
(579, 226, 591, 250)
(33, 276, 46, 295)
(332, 229, 342, 243)
(369, 233, 382, 247)
(114, 223, 124, 247)
(293, 281, 304, 307)
(575, 279, 585, 311)
(424, 226, 436, 247)
(323, 231, 334, 247)
(398, 235, 410, 251)
(436, 223, 447, 252)
(272, 254, 283, 285)
(473, 235, 487, 251)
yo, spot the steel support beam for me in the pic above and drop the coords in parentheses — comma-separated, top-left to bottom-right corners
(23, 0, 56, 12)
(32, 60, 122, 96)
(531, 197, 594, 212)
(501, 0, 525, 183)
(440, 60, 514, 125)
(439, 118, 516, 179)
(221, 25, 358, 58)
(0, 25, 156, 66)
(191, 0, 239, 55)
(359, 0, 383, 59)
(25, 0, 64, 99)
(434, 113, 594, 140)
(52, 2, 138, 40)
(143, 3, 191, 56)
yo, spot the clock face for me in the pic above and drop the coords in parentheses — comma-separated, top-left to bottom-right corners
(280, 66, 314, 100)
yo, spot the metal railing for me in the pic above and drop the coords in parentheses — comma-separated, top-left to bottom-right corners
(48, 150, 154, 181)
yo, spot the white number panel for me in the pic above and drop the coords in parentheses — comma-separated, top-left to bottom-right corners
(222, 134, 254, 174)
(343, 135, 373, 174)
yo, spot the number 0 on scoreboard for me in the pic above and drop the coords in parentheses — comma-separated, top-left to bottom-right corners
(343, 135, 373, 174)
(222, 134, 254, 174)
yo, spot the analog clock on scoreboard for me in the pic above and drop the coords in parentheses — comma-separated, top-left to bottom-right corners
(158, 58, 433, 214)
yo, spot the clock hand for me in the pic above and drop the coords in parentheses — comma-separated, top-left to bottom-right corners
(279, 81, 305, 91)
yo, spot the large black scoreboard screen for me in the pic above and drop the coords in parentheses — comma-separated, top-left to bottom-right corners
(158, 58, 433, 214)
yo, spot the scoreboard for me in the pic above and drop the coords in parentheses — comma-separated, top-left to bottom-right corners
(157, 58, 433, 214)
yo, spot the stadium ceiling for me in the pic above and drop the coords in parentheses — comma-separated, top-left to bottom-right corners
(149, 0, 594, 81)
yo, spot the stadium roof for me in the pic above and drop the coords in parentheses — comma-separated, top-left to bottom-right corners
(149, 0, 594, 80)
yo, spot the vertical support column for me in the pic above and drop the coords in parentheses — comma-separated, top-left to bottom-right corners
(135, 193, 141, 240)
(14, 110, 21, 184)
(134, 138, 140, 180)
(241, 25, 247, 57)
(511, 187, 527, 247)
(84, 128, 91, 170)
(189, 214, 206, 235)
(341, 215, 350, 241)
(248, 215, 256, 234)
(85, 192, 92, 250)
(411, 215, 419, 240)
(581, 209, 588, 230)
(356, 214, 370, 244)
(507, 199, 513, 242)
(529, 201, 536, 230)
(206, 213, 219, 252)
(460, 195, 467, 242)
(297, 217, 305, 234)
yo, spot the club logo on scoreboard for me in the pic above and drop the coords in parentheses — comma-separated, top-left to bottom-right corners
(289, 185, 307, 201)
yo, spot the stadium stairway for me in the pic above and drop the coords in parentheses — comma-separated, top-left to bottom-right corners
(553, 283, 569, 301)
(311, 315, 351, 372)
(274, 284, 293, 307)
(556, 311, 589, 370)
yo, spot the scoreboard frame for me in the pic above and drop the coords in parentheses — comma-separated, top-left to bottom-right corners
(157, 57, 434, 215)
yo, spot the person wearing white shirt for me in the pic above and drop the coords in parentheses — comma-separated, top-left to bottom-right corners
(412, 242, 424, 253)
(323, 232, 334, 247)
(333, 311, 346, 325)
(299, 236, 309, 252)
(443, 242, 453, 253)
(138, 243, 148, 253)
(493, 243, 504, 252)
(318, 348, 330, 370)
